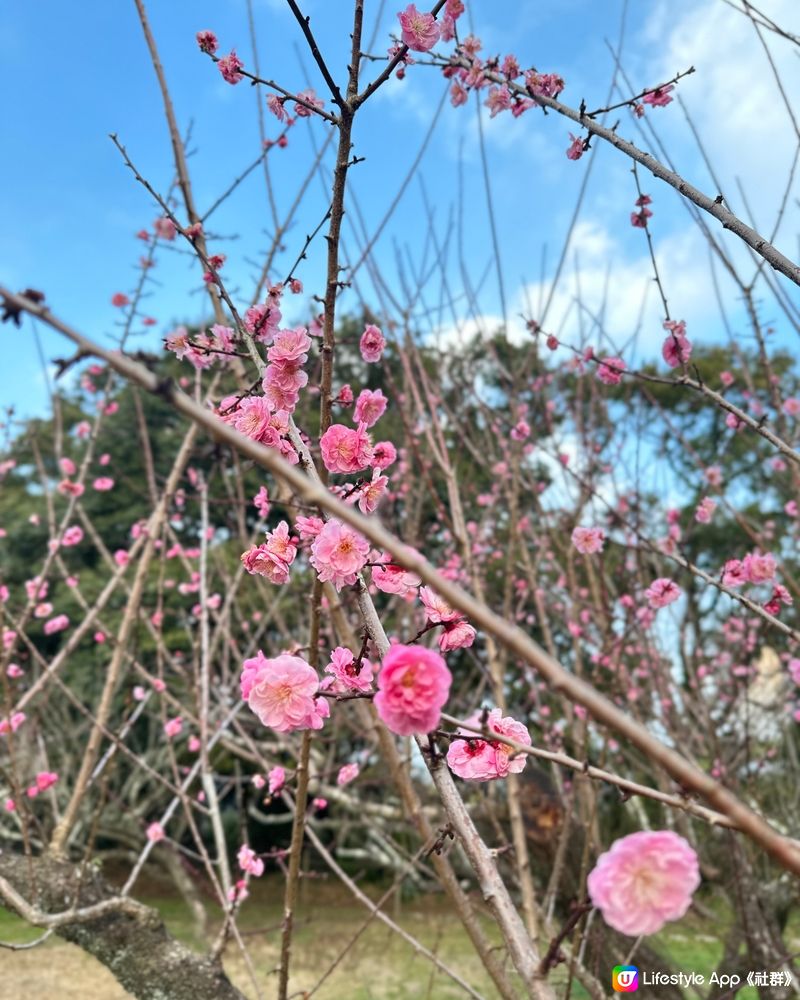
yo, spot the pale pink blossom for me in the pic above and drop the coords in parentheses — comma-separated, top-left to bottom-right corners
(372, 559, 421, 599)
(439, 619, 477, 651)
(571, 526, 605, 555)
(644, 578, 681, 609)
(662, 320, 692, 368)
(252, 774, 266, 790)
(0, 712, 26, 735)
(93, 477, 114, 491)
(360, 324, 386, 363)
(742, 551, 776, 585)
(238, 845, 265, 877)
(695, 498, 717, 523)
(447, 709, 531, 781)
(241, 651, 329, 732)
(59, 457, 76, 476)
(337, 763, 360, 787)
(164, 717, 183, 739)
(61, 525, 83, 547)
(372, 441, 398, 470)
(309, 519, 370, 590)
(373, 643, 452, 735)
(27, 771, 59, 797)
(397, 4, 440, 52)
(146, 822, 166, 843)
(587, 830, 699, 935)
(253, 485, 270, 518)
(44, 614, 70, 635)
(353, 388, 388, 428)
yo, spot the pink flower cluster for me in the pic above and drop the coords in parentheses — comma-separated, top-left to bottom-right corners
(446, 709, 531, 781)
(374, 643, 452, 735)
(263, 326, 311, 413)
(241, 651, 329, 732)
(324, 646, 375, 693)
(571, 526, 605, 555)
(587, 830, 699, 935)
(320, 423, 373, 474)
(662, 319, 692, 368)
(644, 577, 682, 610)
(238, 845, 265, 877)
(241, 521, 298, 585)
(26, 771, 58, 798)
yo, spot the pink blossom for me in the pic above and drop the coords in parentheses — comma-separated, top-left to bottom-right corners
(295, 515, 324, 542)
(587, 830, 699, 935)
(337, 763, 360, 787)
(133, 686, 147, 701)
(153, 217, 176, 241)
(372, 559, 421, 599)
(93, 477, 114, 491)
(252, 774, 266, 790)
(742, 551, 776, 585)
(320, 423, 373, 474)
(397, 4, 440, 52)
(218, 50, 244, 84)
(360, 324, 386, 363)
(253, 485, 270, 518)
(164, 717, 183, 739)
(111, 292, 130, 308)
(596, 357, 626, 385)
(0, 712, 26, 736)
(354, 388, 388, 428)
(373, 643, 452, 736)
(694, 498, 716, 523)
(309, 519, 370, 590)
(661, 320, 692, 367)
(720, 370, 735, 387)
(566, 133, 585, 160)
(7, 664, 23, 679)
(372, 441, 398, 470)
(419, 585, 460, 623)
(705, 465, 723, 487)
(311, 797, 328, 811)
(642, 85, 674, 108)
(324, 646, 374, 693)
(59, 457, 76, 476)
(238, 845, 265, 877)
(294, 88, 324, 117)
(571, 526, 605, 555)
(356, 469, 389, 515)
(447, 709, 531, 781)
(241, 521, 297, 585)
(644, 578, 681, 609)
(268, 766, 285, 795)
(114, 549, 130, 568)
(439, 618, 477, 652)
(783, 397, 800, 417)
(147, 822, 166, 843)
(43, 614, 70, 635)
(241, 651, 329, 732)
(61, 525, 84, 547)
(196, 30, 218, 54)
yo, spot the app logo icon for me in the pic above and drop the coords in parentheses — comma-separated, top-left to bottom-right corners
(613, 966, 639, 992)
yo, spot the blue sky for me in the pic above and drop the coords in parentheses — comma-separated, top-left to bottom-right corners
(2, 0, 799, 424)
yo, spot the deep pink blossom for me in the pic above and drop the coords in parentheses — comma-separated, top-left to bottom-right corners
(164, 716, 183, 739)
(374, 643, 452, 735)
(566, 133, 585, 160)
(587, 830, 699, 935)
(642, 85, 674, 108)
(268, 766, 285, 794)
(662, 320, 692, 367)
(294, 88, 324, 117)
(742, 551, 776, 585)
(253, 485, 270, 518)
(61, 525, 83, 547)
(241, 651, 329, 732)
(241, 521, 297, 585)
(695, 498, 716, 523)
(196, 30, 218, 54)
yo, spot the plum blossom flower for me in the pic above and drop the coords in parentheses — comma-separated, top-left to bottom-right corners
(268, 766, 285, 795)
(218, 50, 244, 84)
(164, 717, 183, 739)
(26, 771, 59, 798)
(372, 441, 398, 470)
(356, 469, 389, 515)
(694, 498, 716, 523)
(241, 521, 297, 585)
(571, 526, 605, 555)
(566, 133, 585, 160)
(153, 217, 176, 241)
(309, 519, 370, 590)
(662, 319, 692, 368)
(238, 845, 264, 877)
(397, 4, 440, 52)
(294, 88, 324, 117)
(43, 614, 70, 635)
(196, 30, 218, 54)
(337, 763, 360, 787)
(93, 477, 114, 491)
(596, 357, 626, 385)
(360, 324, 386, 363)
(373, 643, 452, 735)
(742, 551, 776, 585)
(446, 709, 531, 781)
(644, 578, 681, 609)
(0, 712, 26, 736)
(320, 423, 373, 474)
(147, 822, 166, 843)
(253, 485, 270, 518)
(241, 651, 329, 732)
(324, 646, 374, 693)
(111, 292, 129, 307)
(353, 388, 388, 428)
(62, 525, 84, 547)
(587, 830, 699, 935)
(372, 559, 421, 599)
(642, 84, 674, 108)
